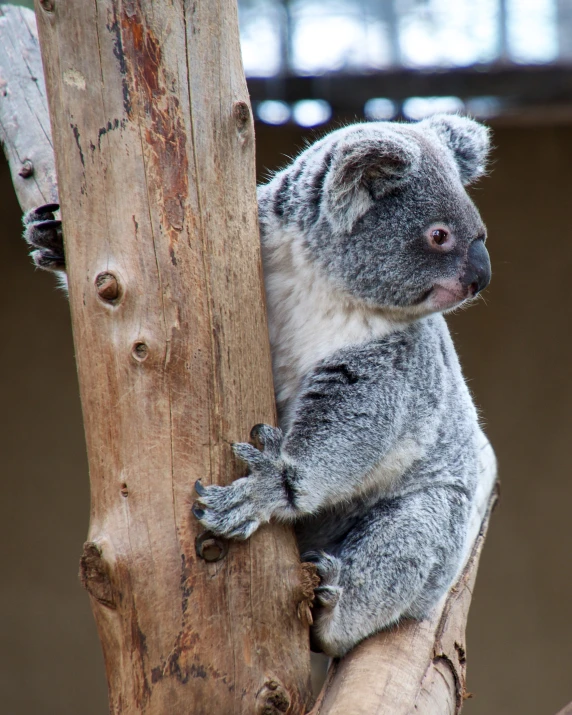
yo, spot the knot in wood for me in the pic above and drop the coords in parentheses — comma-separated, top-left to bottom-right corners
(233, 100, 251, 131)
(132, 341, 149, 362)
(95, 272, 120, 302)
(79, 541, 116, 608)
(256, 679, 291, 715)
(195, 531, 228, 562)
(18, 160, 34, 178)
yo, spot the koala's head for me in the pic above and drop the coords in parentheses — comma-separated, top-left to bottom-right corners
(279, 115, 492, 317)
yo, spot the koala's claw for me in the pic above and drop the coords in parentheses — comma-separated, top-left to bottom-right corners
(35, 203, 61, 214)
(314, 585, 342, 609)
(301, 551, 342, 593)
(33, 218, 60, 231)
(302, 550, 341, 583)
(249, 424, 283, 456)
(23, 203, 65, 272)
(191, 503, 205, 520)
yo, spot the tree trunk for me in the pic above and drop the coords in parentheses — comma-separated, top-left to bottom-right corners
(24, 1, 312, 712)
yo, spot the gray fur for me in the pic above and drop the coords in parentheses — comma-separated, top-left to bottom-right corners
(22, 204, 68, 289)
(24, 114, 494, 658)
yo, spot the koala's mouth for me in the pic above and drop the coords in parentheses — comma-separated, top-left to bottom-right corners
(414, 288, 434, 305)
(412, 283, 472, 312)
(428, 283, 471, 311)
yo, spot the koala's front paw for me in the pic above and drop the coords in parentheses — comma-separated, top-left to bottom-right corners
(192, 425, 288, 540)
(23, 203, 65, 272)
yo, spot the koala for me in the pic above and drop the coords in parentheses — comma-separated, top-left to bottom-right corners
(24, 114, 494, 658)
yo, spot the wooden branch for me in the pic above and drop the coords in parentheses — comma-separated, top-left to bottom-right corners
(310, 438, 498, 715)
(0, 4, 58, 211)
(1, 2, 313, 713)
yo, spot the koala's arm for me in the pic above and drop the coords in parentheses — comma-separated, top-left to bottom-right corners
(280, 354, 409, 510)
(193, 339, 417, 539)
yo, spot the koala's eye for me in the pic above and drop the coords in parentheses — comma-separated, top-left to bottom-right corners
(426, 225, 454, 251)
(432, 229, 448, 245)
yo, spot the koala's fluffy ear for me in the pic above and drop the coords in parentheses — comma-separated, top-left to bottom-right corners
(424, 114, 491, 185)
(324, 134, 420, 233)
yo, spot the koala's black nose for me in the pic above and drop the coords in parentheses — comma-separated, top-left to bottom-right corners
(461, 239, 491, 295)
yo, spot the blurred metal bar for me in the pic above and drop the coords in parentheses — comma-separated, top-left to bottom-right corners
(378, 0, 401, 67)
(279, 0, 293, 73)
(557, 0, 572, 61)
(497, 0, 509, 61)
(247, 65, 572, 114)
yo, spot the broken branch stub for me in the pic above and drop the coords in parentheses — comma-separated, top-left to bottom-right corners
(0, 4, 58, 211)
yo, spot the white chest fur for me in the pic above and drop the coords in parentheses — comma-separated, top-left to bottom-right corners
(262, 228, 398, 428)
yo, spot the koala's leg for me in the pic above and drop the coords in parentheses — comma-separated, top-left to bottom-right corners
(23, 203, 66, 273)
(308, 485, 470, 658)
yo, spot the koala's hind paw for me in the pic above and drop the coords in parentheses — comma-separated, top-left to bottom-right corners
(23, 203, 65, 272)
(302, 550, 343, 610)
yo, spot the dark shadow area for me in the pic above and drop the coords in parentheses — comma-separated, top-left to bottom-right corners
(0, 157, 108, 714)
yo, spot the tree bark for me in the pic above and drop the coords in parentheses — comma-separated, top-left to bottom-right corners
(6, 1, 312, 713)
(0, 4, 58, 211)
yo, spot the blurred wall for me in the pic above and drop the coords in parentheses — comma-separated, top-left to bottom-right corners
(1, 121, 572, 714)
(0, 162, 107, 711)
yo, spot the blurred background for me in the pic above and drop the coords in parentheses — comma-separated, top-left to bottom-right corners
(2, 0, 572, 713)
